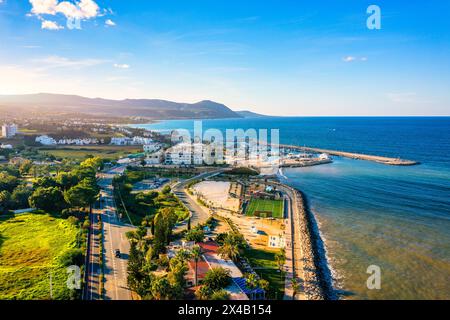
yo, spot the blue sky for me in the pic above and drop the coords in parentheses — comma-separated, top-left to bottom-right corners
(0, 0, 449, 115)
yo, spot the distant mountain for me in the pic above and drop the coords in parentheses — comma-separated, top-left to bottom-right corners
(0, 93, 242, 120)
(236, 110, 270, 118)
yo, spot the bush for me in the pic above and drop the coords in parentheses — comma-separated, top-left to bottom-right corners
(59, 248, 84, 267)
(203, 267, 231, 291)
(67, 216, 80, 226)
(185, 229, 205, 243)
(210, 289, 230, 300)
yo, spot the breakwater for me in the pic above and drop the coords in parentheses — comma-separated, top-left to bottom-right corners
(280, 144, 419, 166)
(275, 182, 335, 300)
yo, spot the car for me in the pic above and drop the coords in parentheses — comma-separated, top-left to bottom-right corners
(115, 249, 121, 258)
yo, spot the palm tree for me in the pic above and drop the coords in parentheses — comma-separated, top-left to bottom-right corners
(218, 241, 239, 262)
(275, 248, 286, 281)
(291, 278, 300, 300)
(191, 245, 202, 286)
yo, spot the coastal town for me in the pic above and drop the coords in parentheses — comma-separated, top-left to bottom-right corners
(1, 115, 420, 301)
(1, 117, 338, 301)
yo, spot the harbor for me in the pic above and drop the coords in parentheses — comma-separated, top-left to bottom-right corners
(280, 144, 420, 166)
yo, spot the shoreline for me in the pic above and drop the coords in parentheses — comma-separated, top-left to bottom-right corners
(274, 181, 335, 300)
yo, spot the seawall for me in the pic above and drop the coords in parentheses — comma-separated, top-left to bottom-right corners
(280, 144, 419, 166)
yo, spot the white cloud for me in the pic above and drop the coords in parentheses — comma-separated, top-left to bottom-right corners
(41, 19, 64, 30)
(29, 0, 100, 19)
(105, 19, 116, 27)
(342, 56, 356, 62)
(343, 56, 368, 63)
(33, 55, 108, 70)
(113, 63, 130, 69)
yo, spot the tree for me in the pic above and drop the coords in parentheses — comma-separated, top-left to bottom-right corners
(150, 276, 172, 300)
(64, 178, 99, 212)
(0, 190, 11, 212)
(161, 185, 171, 195)
(59, 248, 84, 266)
(153, 207, 178, 254)
(203, 267, 231, 291)
(217, 232, 244, 262)
(195, 285, 213, 300)
(80, 157, 103, 171)
(29, 187, 67, 213)
(0, 172, 19, 193)
(245, 273, 259, 290)
(19, 160, 33, 176)
(185, 229, 205, 243)
(33, 176, 57, 189)
(127, 242, 145, 294)
(291, 278, 300, 300)
(275, 248, 286, 281)
(191, 245, 202, 286)
(56, 172, 78, 191)
(10, 185, 32, 209)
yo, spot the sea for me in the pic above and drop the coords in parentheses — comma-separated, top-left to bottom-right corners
(131, 117, 450, 300)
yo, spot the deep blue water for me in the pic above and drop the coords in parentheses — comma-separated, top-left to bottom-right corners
(133, 117, 450, 299)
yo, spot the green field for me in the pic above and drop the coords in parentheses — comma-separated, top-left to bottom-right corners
(246, 198, 284, 218)
(39, 145, 142, 160)
(0, 213, 79, 300)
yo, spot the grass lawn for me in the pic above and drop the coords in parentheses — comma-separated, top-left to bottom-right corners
(246, 198, 284, 218)
(244, 248, 285, 300)
(39, 145, 142, 160)
(0, 213, 79, 300)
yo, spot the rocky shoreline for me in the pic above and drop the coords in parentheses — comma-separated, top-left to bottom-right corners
(279, 182, 336, 300)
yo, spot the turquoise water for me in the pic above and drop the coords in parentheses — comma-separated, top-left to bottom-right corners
(133, 117, 450, 299)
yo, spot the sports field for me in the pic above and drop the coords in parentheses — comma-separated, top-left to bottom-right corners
(245, 198, 284, 218)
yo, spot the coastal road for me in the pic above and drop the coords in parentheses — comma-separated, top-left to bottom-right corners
(99, 172, 134, 300)
(85, 166, 134, 300)
(172, 169, 226, 231)
(277, 184, 307, 300)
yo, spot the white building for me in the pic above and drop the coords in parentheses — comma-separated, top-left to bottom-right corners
(133, 136, 154, 145)
(145, 151, 164, 165)
(165, 142, 223, 166)
(36, 135, 57, 146)
(165, 143, 193, 165)
(58, 138, 99, 145)
(143, 143, 162, 153)
(110, 137, 133, 145)
(1, 124, 18, 138)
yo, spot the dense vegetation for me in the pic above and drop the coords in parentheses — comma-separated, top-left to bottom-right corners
(0, 157, 103, 300)
(113, 169, 189, 225)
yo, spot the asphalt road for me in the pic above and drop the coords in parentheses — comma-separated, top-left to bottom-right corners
(85, 166, 134, 300)
(172, 169, 226, 231)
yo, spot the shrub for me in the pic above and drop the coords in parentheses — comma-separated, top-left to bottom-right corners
(210, 289, 230, 300)
(203, 267, 231, 290)
(59, 248, 84, 267)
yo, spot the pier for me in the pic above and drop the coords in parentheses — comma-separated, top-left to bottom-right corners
(280, 144, 420, 166)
